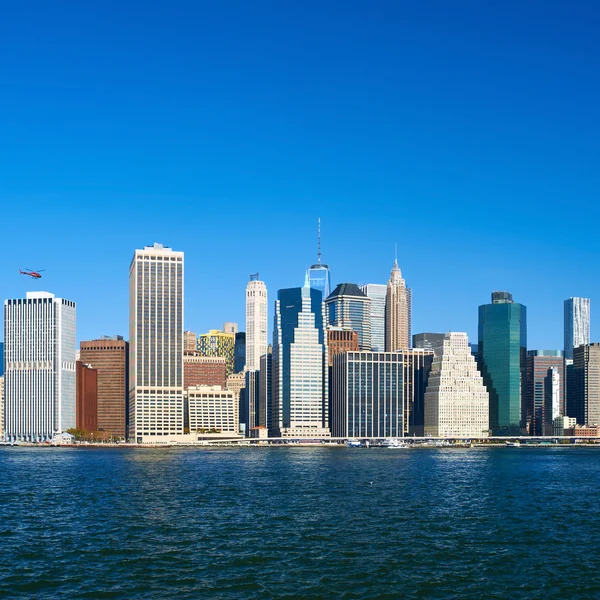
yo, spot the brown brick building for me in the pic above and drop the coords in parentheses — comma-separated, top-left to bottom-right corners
(184, 352, 227, 389)
(76, 361, 98, 432)
(327, 328, 359, 367)
(80, 337, 129, 439)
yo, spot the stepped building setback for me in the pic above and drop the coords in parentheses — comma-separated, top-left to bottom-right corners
(424, 332, 489, 438)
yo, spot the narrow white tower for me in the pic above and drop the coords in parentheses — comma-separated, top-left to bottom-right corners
(129, 243, 184, 442)
(385, 257, 412, 351)
(245, 273, 268, 372)
(424, 332, 489, 438)
(4, 291, 76, 441)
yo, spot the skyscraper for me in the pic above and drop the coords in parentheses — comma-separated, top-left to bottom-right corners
(331, 351, 412, 438)
(272, 277, 330, 437)
(129, 243, 184, 442)
(325, 283, 372, 350)
(245, 274, 268, 372)
(360, 284, 386, 351)
(424, 332, 489, 438)
(259, 347, 272, 430)
(80, 337, 129, 439)
(573, 344, 600, 426)
(4, 291, 76, 442)
(308, 218, 331, 300)
(478, 291, 527, 435)
(525, 350, 564, 436)
(385, 259, 412, 351)
(564, 297, 591, 360)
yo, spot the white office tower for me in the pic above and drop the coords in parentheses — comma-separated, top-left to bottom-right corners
(129, 243, 184, 442)
(564, 297, 591, 360)
(424, 332, 489, 438)
(360, 284, 386, 351)
(245, 273, 268, 372)
(4, 292, 76, 442)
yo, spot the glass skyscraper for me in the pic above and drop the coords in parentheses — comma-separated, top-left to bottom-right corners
(271, 277, 330, 437)
(478, 291, 527, 435)
(325, 283, 372, 350)
(564, 297, 591, 360)
(360, 284, 386, 351)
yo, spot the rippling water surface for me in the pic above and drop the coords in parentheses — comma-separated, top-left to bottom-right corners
(2, 446, 600, 598)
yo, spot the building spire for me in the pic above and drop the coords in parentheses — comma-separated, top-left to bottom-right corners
(317, 218, 322, 265)
(304, 269, 310, 288)
(394, 242, 398, 267)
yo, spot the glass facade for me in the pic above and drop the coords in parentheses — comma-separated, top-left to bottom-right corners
(360, 284, 386, 351)
(308, 264, 331, 301)
(325, 284, 372, 351)
(478, 293, 527, 435)
(564, 297, 591, 360)
(234, 332, 246, 373)
(272, 284, 329, 436)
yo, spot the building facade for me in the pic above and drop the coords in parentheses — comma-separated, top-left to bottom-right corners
(234, 332, 246, 373)
(80, 337, 129, 439)
(326, 327, 360, 367)
(413, 332, 446, 352)
(564, 297, 591, 360)
(424, 332, 489, 438)
(573, 344, 600, 426)
(226, 372, 245, 433)
(478, 291, 527, 435)
(325, 283, 372, 351)
(246, 274, 268, 372)
(259, 349, 272, 430)
(360, 284, 386, 351)
(76, 361, 98, 432)
(183, 353, 227, 389)
(4, 292, 76, 441)
(385, 259, 412, 352)
(272, 280, 330, 437)
(198, 330, 235, 376)
(184, 330, 197, 352)
(331, 352, 405, 438)
(187, 386, 238, 434)
(129, 243, 184, 442)
(525, 350, 564, 436)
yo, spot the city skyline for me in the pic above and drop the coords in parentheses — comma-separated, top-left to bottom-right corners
(5, 239, 597, 355)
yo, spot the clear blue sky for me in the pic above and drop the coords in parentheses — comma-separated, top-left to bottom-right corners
(1, 0, 599, 349)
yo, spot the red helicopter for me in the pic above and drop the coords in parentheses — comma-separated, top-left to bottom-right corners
(20, 268, 45, 279)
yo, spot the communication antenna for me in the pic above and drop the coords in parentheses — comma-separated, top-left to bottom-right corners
(394, 242, 398, 264)
(317, 218, 322, 265)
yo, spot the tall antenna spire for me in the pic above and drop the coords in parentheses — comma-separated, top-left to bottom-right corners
(394, 242, 398, 266)
(317, 217, 322, 265)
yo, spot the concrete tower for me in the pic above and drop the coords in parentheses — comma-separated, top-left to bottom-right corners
(4, 292, 76, 441)
(129, 243, 184, 442)
(245, 274, 268, 372)
(385, 258, 412, 351)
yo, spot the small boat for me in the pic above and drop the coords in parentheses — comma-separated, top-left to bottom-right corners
(346, 439, 362, 448)
(505, 441, 521, 447)
(381, 438, 409, 448)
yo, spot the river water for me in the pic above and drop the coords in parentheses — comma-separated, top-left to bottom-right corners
(1, 446, 599, 598)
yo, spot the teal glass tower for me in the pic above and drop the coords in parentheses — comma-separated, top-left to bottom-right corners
(478, 291, 527, 435)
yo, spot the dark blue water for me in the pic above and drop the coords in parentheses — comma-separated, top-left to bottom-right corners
(1, 446, 600, 598)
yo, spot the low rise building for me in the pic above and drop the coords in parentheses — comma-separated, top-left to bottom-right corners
(553, 416, 577, 436)
(188, 386, 238, 434)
